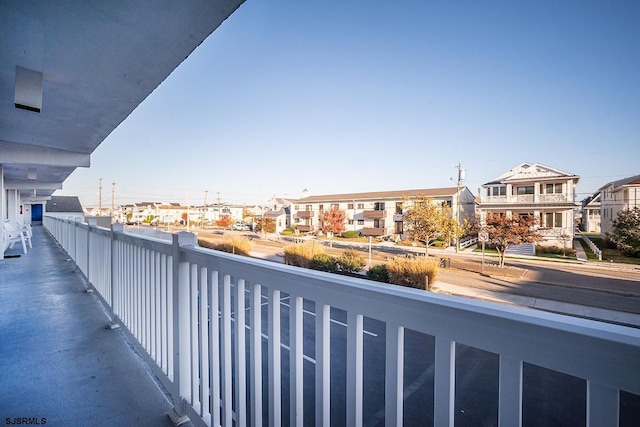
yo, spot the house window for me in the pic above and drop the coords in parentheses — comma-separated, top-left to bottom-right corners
(357, 203, 364, 209)
(331, 203, 339, 210)
(357, 219, 364, 225)
(545, 213, 563, 227)
(348, 219, 354, 225)
(492, 186, 506, 196)
(517, 186, 535, 195)
(374, 202, 385, 211)
(374, 219, 384, 228)
(395, 202, 403, 214)
(306, 205, 312, 211)
(394, 221, 403, 234)
(318, 204, 323, 212)
(545, 183, 562, 194)
(348, 203, 354, 210)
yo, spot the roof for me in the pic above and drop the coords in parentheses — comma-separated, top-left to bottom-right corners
(293, 187, 461, 204)
(485, 163, 579, 185)
(46, 196, 84, 213)
(1, 1, 244, 200)
(598, 174, 640, 192)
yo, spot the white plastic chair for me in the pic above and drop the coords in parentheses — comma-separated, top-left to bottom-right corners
(3, 221, 27, 254)
(19, 222, 33, 248)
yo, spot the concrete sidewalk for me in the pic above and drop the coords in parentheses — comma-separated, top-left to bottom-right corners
(434, 281, 640, 328)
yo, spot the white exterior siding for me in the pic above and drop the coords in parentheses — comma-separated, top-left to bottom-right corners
(478, 163, 580, 247)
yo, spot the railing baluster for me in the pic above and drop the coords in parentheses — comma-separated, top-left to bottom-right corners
(587, 381, 618, 427)
(222, 274, 233, 426)
(290, 295, 304, 427)
(250, 283, 263, 427)
(235, 279, 247, 427)
(190, 264, 199, 410)
(209, 270, 221, 427)
(498, 356, 522, 427)
(346, 312, 363, 427)
(385, 324, 404, 427)
(268, 288, 282, 427)
(434, 337, 455, 427)
(315, 303, 330, 427)
(199, 267, 210, 420)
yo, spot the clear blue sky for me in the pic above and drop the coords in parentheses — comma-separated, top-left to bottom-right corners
(56, 0, 640, 208)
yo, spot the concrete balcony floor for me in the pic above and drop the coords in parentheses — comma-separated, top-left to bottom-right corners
(0, 226, 177, 426)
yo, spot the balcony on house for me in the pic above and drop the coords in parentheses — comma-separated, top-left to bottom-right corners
(296, 224, 313, 232)
(3, 216, 639, 427)
(362, 210, 386, 219)
(296, 210, 314, 219)
(361, 227, 386, 236)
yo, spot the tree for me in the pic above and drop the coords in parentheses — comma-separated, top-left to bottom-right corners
(607, 207, 640, 257)
(483, 213, 542, 268)
(321, 207, 346, 247)
(216, 215, 233, 228)
(402, 196, 451, 256)
(254, 217, 276, 233)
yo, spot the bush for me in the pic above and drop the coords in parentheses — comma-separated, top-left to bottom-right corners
(366, 264, 390, 283)
(387, 257, 439, 290)
(536, 245, 576, 257)
(213, 236, 252, 256)
(281, 228, 294, 235)
(337, 249, 366, 273)
(283, 241, 326, 268)
(433, 240, 447, 247)
(310, 253, 339, 272)
(341, 230, 361, 239)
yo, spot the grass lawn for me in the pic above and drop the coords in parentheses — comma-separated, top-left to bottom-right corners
(588, 237, 640, 265)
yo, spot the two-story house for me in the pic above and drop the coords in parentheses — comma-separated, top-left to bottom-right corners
(580, 192, 601, 233)
(291, 187, 476, 241)
(477, 163, 580, 248)
(598, 174, 640, 238)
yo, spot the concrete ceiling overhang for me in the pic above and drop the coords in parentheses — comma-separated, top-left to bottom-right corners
(1, 0, 244, 200)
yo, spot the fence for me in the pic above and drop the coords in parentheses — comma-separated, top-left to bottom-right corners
(581, 234, 603, 261)
(43, 215, 639, 426)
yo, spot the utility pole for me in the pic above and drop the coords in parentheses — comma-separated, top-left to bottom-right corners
(111, 182, 115, 220)
(187, 191, 190, 230)
(454, 163, 466, 253)
(203, 190, 208, 228)
(98, 178, 102, 215)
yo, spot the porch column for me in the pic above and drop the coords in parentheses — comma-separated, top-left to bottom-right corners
(7, 189, 20, 222)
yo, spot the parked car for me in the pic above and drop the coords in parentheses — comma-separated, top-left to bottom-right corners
(233, 223, 250, 231)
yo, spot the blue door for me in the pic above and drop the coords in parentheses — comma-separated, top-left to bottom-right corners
(31, 204, 43, 223)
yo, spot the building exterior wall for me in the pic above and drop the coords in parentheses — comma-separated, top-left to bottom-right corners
(478, 163, 580, 247)
(290, 187, 475, 240)
(600, 180, 640, 237)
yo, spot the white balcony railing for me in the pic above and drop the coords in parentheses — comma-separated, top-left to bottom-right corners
(481, 194, 569, 204)
(43, 215, 640, 427)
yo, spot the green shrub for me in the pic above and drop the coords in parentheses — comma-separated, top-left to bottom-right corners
(213, 236, 252, 256)
(536, 245, 576, 257)
(283, 241, 326, 268)
(337, 249, 366, 273)
(387, 257, 439, 290)
(341, 230, 361, 239)
(366, 264, 390, 283)
(281, 228, 294, 235)
(310, 253, 339, 272)
(433, 240, 446, 247)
